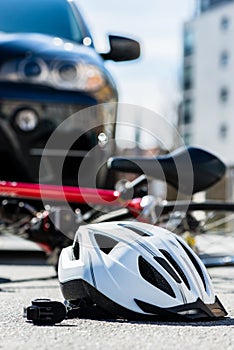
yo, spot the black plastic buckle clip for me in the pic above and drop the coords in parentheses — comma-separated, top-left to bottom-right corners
(25, 299, 67, 325)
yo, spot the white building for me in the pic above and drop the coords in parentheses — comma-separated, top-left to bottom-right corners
(179, 0, 234, 166)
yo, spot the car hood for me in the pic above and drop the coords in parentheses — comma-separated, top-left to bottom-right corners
(0, 32, 103, 66)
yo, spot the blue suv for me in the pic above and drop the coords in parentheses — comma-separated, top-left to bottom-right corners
(0, 0, 140, 187)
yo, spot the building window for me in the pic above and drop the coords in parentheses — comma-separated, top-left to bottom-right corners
(220, 16, 229, 31)
(201, 1, 234, 13)
(183, 99, 193, 124)
(201, 0, 210, 12)
(219, 87, 229, 102)
(183, 66, 193, 89)
(184, 28, 194, 56)
(220, 51, 229, 66)
(219, 123, 228, 139)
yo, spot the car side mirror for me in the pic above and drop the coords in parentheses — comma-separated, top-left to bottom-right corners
(101, 35, 140, 62)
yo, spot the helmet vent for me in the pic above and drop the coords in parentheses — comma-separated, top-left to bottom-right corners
(138, 256, 176, 298)
(94, 234, 119, 254)
(154, 256, 182, 284)
(73, 240, 80, 260)
(175, 239, 207, 292)
(118, 223, 151, 236)
(159, 249, 190, 290)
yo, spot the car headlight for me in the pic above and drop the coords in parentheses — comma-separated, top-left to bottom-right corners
(19, 58, 48, 81)
(0, 58, 105, 92)
(52, 61, 105, 92)
(58, 63, 77, 82)
(14, 108, 39, 131)
(84, 65, 106, 92)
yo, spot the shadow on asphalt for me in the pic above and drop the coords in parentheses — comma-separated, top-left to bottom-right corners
(96, 317, 234, 327)
(0, 275, 57, 284)
(0, 250, 47, 265)
(22, 317, 234, 328)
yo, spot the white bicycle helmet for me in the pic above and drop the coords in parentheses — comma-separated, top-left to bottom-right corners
(58, 221, 227, 321)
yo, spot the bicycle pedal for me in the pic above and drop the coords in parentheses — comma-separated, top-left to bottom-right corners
(25, 299, 67, 325)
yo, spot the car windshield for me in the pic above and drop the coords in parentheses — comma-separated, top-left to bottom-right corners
(0, 0, 84, 43)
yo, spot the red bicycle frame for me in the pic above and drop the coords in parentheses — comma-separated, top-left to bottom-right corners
(0, 181, 120, 204)
(0, 180, 143, 217)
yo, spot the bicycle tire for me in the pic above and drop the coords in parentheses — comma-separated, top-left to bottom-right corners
(159, 200, 234, 215)
(156, 200, 234, 267)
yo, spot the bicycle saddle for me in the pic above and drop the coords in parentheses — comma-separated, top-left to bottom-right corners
(108, 147, 226, 195)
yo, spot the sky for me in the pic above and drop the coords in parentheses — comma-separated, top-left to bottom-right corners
(77, 0, 195, 123)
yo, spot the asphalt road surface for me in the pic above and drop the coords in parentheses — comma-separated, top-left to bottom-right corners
(0, 258, 234, 350)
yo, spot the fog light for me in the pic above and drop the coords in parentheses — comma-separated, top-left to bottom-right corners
(14, 109, 39, 131)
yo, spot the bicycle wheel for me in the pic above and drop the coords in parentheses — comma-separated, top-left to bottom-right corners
(157, 200, 234, 267)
